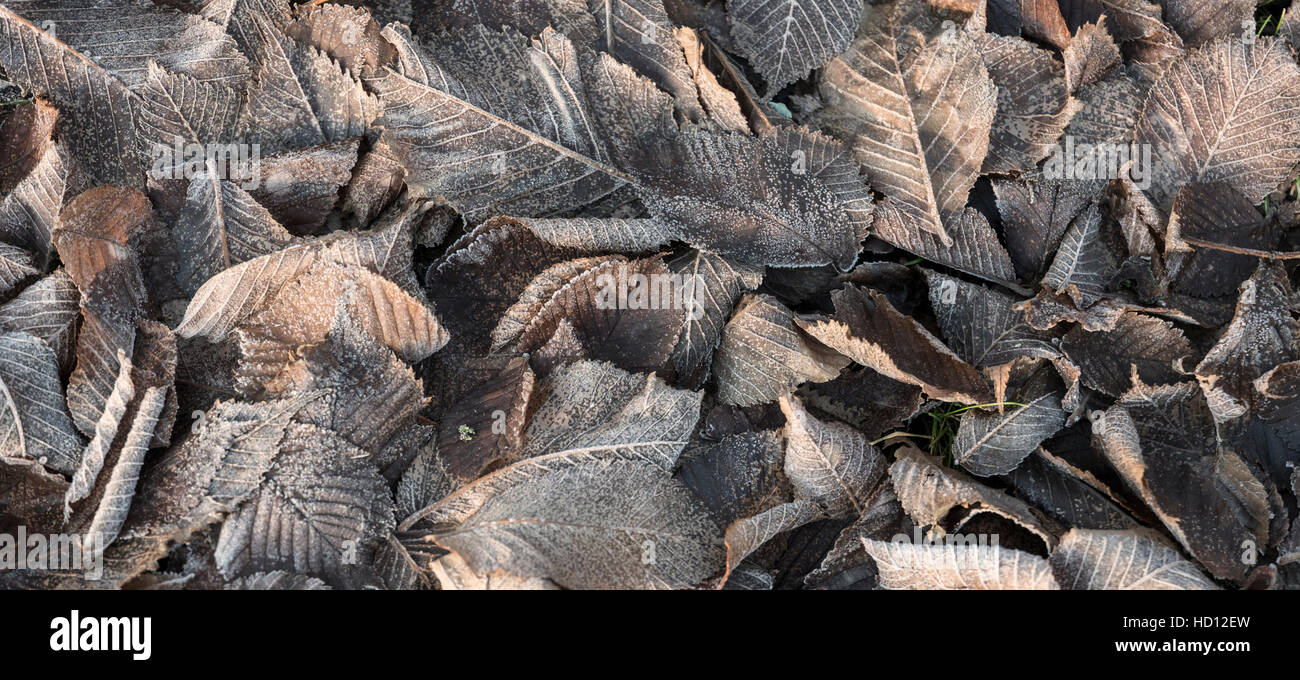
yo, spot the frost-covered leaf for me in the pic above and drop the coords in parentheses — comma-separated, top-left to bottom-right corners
(953, 393, 1065, 476)
(816, 0, 997, 247)
(501, 256, 687, 375)
(401, 448, 725, 589)
(634, 127, 872, 270)
(1194, 263, 1299, 422)
(862, 538, 1059, 590)
(515, 217, 685, 253)
(1050, 528, 1219, 589)
(1002, 448, 1139, 530)
(83, 387, 168, 551)
(1096, 382, 1271, 582)
(589, 0, 704, 119)
(664, 250, 763, 389)
(437, 357, 534, 485)
(176, 231, 441, 349)
(890, 446, 1058, 550)
(362, 27, 636, 220)
(779, 394, 887, 517)
(0, 332, 83, 474)
(1061, 312, 1195, 397)
(923, 269, 1057, 368)
(980, 35, 1078, 174)
(993, 178, 1098, 282)
(725, 0, 864, 94)
(213, 423, 394, 584)
(64, 351, 134, 520)
(713, 293, 848, 406)
(798, 286, 992, 404)
(0, 1, 248, 185)
(1160, 0, 1255, 48)
(519, 360, 701, 470)
(1135, 39, 1300, 209)
(283, 3, 397, 76)
(0, 270, 81, 372)
(1041, 204, 1113, 307)
(173, 163, 293, 296)
(1063, 17, 1121, 91)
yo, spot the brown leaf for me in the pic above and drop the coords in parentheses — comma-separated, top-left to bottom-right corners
(798, 286, 993, 404)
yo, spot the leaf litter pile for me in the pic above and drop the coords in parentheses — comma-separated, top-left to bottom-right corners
(1, 0, 1299, 591)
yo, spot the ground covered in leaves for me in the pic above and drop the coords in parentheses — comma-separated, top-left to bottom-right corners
(1, 0, 1299, 590)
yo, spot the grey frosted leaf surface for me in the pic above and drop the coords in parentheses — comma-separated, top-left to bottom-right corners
(1001, 448, 1139, 530)
(725, 0, 864, 94)
(675, 429, 786, 527)
(713, 293, 848, 406)
(890, 446, 1059, 550)
(173, 167, 294, 296)
(1096, 382, 1270, 582)
(1160, 0, 1255, 48)
(0, 271, 80, 371)
(134, 61, 243, 163)
(980, 34, 1078, 175)
(1050, 528, 1219, 589)
(1042, 204, 1114, 307)
(723, 499, 823, 579)
(922, 269, 1057, 368)
(1135, 39, 1300, 209)
(664, 250, 764, 389)
(0, 2, 247, 185)
(862, 538, 1059, 590)
(0, 332, 83, 474)
(0, 242, 38, 298)
(634, 127, 872, 270)
(213, 423, 394, 583)
(1061, 312, 1195, 398)
(83, 387, 169, 551)
(953, 394, 1065, 477)
(505, 256, 687, 375)
(588, 0, 704, 120)
(815, 0, 997, 247)
(123, 395, 319, 541)
(1063, 18, 1121, 91)
(1194, 263, 1299, 422)
(520, 360, 701, 470)
(872, 207, 1019, 289)
(516, 217, 685, 253)
(0, 126, 66, 258)
(992, 177, 1097, 282)
(64, 351, 134, 519)
(798, 286, 993, 405)
(779, 394, 887, 518)
(402, 448, 725, 589)
(362, 27, 634, 220)
(1063, 66, 1142, 146)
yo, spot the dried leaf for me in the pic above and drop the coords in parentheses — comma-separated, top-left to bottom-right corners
(401, 448, 724, 589)
(519, 360, 701, 470)
(862, 538, 1059, 590)
(713, 293, 848, 406)
(1096, 382, 1270, 582)
(923, 269, 1057, 368)
(0, 332, 83, 474)
(980, 35, 1078, 174)
(1194, 263, 1299, 421)
(725, 0, 864, 94)
(779, 394, 887, 517)
(799, 286, 993, 404)
(1050, 528, 1219, 589)
(816, 0, 997, 247)
(953, 394, 1065, 476)
(1135, 39, 1300, 209)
